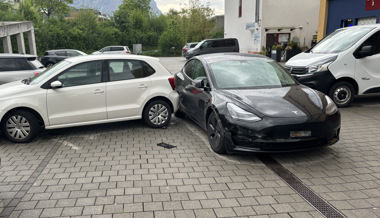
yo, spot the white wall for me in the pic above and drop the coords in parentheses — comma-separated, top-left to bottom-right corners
(225, 0, 320, 53)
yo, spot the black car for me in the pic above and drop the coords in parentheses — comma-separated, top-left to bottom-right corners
(175, 53, 341, 154)
(41, 49, 86, 67)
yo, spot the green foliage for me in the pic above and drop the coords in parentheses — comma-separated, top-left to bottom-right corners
(32, 0, 73, 18)
(259, 46, 267, 55)
(159, 21, 184, 55)
(272, 44, 282, 51)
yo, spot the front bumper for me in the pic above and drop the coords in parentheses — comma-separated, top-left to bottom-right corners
(220, 112, 341, 153)
(291, 70, 336, 94)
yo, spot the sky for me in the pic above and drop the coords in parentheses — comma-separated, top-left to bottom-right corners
(155, 0, 224, 15)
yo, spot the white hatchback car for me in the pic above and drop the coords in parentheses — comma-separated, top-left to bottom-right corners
(0, 55, 179, 143)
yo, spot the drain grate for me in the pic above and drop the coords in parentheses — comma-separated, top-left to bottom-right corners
(258, 154, 346, 218)
(157, 142, 177, 149)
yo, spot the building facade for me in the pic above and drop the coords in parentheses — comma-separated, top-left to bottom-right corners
(225, 0, 320, 53)
(318, 0, 380, 41)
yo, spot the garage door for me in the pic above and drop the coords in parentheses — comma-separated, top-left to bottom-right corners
(358, 17, 377, 25)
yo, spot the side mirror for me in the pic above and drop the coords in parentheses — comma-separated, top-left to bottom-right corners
(194, 78, 208, 89)
(50, 81, 63, 89)
(358, 45, 372, 58)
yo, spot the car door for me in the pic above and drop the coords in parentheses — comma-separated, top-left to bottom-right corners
(46, 60, 107, 126)
(355, 30, 380, 94)
(180, 59, 210, 125)
(105, 59, 152, 119)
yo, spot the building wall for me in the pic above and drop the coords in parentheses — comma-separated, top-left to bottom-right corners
(326, 0, 380, 35)
(225, 0, 320, 53)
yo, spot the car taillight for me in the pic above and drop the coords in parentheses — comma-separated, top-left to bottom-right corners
(34, 72, 39, 76)
(184, 47, 187, 52)
(126, 51, 130, 53)
(168, 77, 176, 90)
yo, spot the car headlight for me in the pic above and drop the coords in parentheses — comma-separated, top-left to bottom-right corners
(325, 96, 338, 115)
(227, 103, 261, 122)
(308, 61, 332, 73)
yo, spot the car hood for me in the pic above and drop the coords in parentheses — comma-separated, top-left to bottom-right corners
(218, 86, 327, 118)
(285, 52, 338, 67)
(0, 81, 34, 101)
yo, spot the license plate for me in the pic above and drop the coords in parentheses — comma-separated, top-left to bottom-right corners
(290, 131, 311, 138)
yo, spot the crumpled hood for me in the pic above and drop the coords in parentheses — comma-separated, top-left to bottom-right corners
(218, 86, 326, 118)
(285, 52, 338, 67)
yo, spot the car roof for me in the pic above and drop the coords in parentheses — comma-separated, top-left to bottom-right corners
(47, 49, 81, 52)
(196, 53, 271, 64)
(0, 53, 37, 59)
(65, 54, 159, 63)
(339, 24, 380, 30)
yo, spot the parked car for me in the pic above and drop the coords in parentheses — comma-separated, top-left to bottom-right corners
(185, 38, 239, 59)
(0, 55, 178, 143)
(0, 54, 45, 85)
(92, 46, 131, 55)
(41, 49, 87, 67)
(182, 42, 198, 57)
(175, 53, 340, 154)
(285, 24, 380, 107)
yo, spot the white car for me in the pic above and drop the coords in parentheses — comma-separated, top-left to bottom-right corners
(0, 55, 179, 143)
(92, 46, 131, 55)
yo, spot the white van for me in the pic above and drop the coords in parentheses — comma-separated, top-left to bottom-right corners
(285, 24, 380, 107)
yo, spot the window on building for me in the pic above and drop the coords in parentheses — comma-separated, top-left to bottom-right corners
(341, 19, 353, 27)
(238, 0, 242, 18)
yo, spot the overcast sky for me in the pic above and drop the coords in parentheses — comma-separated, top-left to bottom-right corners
(155, 0, 224, 15)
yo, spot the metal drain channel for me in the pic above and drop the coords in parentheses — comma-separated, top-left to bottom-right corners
(258, 154, 346, 218)
(0, 138, 64, 218)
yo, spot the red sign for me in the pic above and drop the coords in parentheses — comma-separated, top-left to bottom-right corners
(366, 0, 380, 11)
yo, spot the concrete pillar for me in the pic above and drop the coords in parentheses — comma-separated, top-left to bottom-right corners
(2, 35, 12, 54)
(27, 29, 37, 55)
(317, 0, 329, 42)
(16, 33, 26, 54)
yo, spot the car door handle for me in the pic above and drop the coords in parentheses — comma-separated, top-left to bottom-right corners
(94, 89, 104, 94)
(139, 84, 148, 89)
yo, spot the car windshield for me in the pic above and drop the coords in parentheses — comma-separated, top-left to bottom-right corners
(29, 60, 71, 85)
(310, 27, 374, 54)
(210, 59, 296, 89)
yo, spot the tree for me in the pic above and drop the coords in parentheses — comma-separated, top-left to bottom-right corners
(32, 0, 73, 18)
(159, 20, 184, 54)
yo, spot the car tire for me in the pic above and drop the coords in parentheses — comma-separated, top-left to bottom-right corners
(207, 112, 226, 154)
(328, 81, 355, 108)
(1, 110, 40, 143)
(143, 100, 172, 128)
(174, 109, 186, 118)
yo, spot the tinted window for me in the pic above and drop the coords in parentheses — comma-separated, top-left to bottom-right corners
(184, 60, 206, 81)
(108, 60, 146, 81)
(67, 51, 80, 57)
(210, 60, 296, 89)
(57, 61, 102, 87)
(111, 47, 124, 51)
(102, 47, 111, 52)
(142, 62, 156, 77)
(184, 60, 194, 79)
(0, 58, 33, 71)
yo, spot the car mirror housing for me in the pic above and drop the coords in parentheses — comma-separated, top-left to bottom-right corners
(358, 45, 372, 58)
(50, 81, 63, 89)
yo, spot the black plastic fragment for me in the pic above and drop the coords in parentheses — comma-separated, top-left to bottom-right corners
(157, 142, 177, 149)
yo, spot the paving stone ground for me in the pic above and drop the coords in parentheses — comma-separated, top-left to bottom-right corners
(0, 57, 379, 218)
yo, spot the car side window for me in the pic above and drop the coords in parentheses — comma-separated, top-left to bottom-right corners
(184, 60, 206, 81)
(57, 61, 102, 87)
(67, 51, 80, 57)
(108, 60, 146, 81)
(102, 47, 111, 52)
(56, 51, 66, 56)
(0, 58, 33, 71)
(111, 47, 124, 51)
(142, 62, 156, 77)
(358, 31, 380, 56)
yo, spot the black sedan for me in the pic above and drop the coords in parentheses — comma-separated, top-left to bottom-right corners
(174, 53, 341, 154)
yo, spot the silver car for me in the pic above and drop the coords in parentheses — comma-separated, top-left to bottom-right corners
(92, 46, 131, 55)
(0, 54, 45, 85)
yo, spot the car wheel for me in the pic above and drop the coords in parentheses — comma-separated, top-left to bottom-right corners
(1, 110, 40, 143)
(328, 81, 355, 107)
(207, 112, 226, 154)
(143, 100, 172, 128)
(46, 62, 54, 68)
(174, 109, 186, 118)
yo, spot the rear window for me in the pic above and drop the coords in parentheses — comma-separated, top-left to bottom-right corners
(0, 58, 34, 71)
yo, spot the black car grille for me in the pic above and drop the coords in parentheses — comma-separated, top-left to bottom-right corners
(285, 66, 308, 75)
